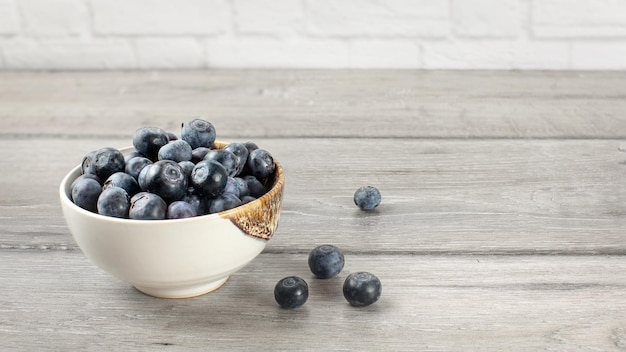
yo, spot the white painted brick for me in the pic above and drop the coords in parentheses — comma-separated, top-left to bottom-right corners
(305, 0, 449, 37)
(0, 0, 19, 35)
(571, 42, 626, 70)
(533, 0, 626, 38)
(349, 40, 419, 68)
(92, 0, 230, 35)
(4, 39, 135, 69)
(135, 38, 204, 68)
(20, 0, 89, 36)
(233, 0, 304, 35)
(207, 37, 349, 68)
(452, 0, 522, 38)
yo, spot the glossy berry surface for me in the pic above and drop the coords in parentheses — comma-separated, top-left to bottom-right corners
(71, 176, 102, 213)
(143, 160, 188, 203)
(223, 142, 249, 175)
(125, 156, 152, 180)
(247, 148, 275, 179)
(181, 119, 216, 149)
(97, 186, 130, 218)
(158, 140, 193, 162)
(103, 172, 140, 196)
(208, 193, 242, 213)
(353, 186, 381, 210)
(167, 201, 197, 219)
(308, 245, 345, 279)
(204, 149, 239, 177)
(129, 192, 167, 220)
(190, 160, 227, 197)
(133, 126, 169, 160)
(87, 147, 125, 181)
(274, 276, 309, 309)
(343, 272, 382, 307)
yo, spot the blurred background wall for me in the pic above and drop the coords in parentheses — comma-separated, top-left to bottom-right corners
(0, 0, 625, 70)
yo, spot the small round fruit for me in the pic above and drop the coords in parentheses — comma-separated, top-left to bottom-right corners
(143, 160, 188, 203)
(181, 119, 216, 149)
(308, 245, 345, 279)
(353, 186, 381, 210)
(274, 276, 309, 309)
(132, 126, 169, 160)
(97, 186, 130, 218)
(343, 272, 382, 307)
(129, 192, 167, 220)
(190, 160, 228, 197)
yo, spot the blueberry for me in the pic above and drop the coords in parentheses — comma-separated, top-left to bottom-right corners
(103, 172, 140, 196)
(224, 142, 249, 175)
(84, 147, 125, 181)
(247, 148, 275, 179)
(274, 276, 309, 309)
(158, 140, 193, 162)
(182, 191, 206, 215)
(133, 126, 169, 160)
(181, 119, 216, 149)
(240, 195, 256, 205)
(124, 151, 144, 164)
(208, 193, 242, 213)
(191, 147, 211, 163)
(125, 156, 152, 181)
(190, 160, 227, 198)
(71, 173, 101, 190)
(204, 149, 239, 177)
(97, 186, 130, 218)
(167, 132, 178, 141)
(143, 160, 188, 203)
(244, 141, 259, 154)
(71, 176, 102, 213)
(178, 160, 195, 179)
(223, 177, 241, 198)
(343, 272, 382, 307)
(129, 192, 167, 220)
(243, 175, 268, 198)
(353, 186, 381, 210)
(137, 164, 152, 191)
(308, 245, 345, 279)
(167, 201, 197, 219)
(234, 177, 250, 197)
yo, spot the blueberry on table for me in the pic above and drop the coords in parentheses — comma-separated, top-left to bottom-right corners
(181, 119, 216, 149)
(71, 176, 102, 213)
(97, 186, 130, 218)
(143, 160, 188, 203)
(343, 272, 382, 307)
(274, 276, 309, 309)
(308, 245, 345, 279)
(158, 140, 193, 162)
(353, 186, 381, 210)
(167, 201, 197, 219)
(129, 192, 167, 220)
(247, 149, 275, 179)
(190, 160, 228, 198)
(133, 126, 169, 161)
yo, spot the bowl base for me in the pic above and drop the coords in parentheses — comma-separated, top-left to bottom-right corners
(134, 277, 229, 299)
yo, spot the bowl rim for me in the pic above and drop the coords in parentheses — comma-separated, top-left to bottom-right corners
(59, 143, 285, 225)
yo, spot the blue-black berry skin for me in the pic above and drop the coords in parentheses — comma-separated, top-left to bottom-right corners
(223, 142, 249, 175)
(143, 160, 188, 203)
(274, 276, 309, 309)
(308, 245, 345, 279)
(71, 176, 102, 213)
(208, 193, 242, 213)
(167, 201, 197, 219)
(190, 160, 228, 198)
(125, 156, 152, 181)
(97, 186, 130, 218)
(103, 172, 140, 196)
(243, 175, 268, 198)
(191, 147, 211, 163)
(182, 192, 206, 216)
(354, 186, 381, 210)
(129, 192, 167, 220)
(343, 272, 382, 307)
(133, 126, 169, 161)
(181, 119, 216, 149)
(86, 147, 125, 181)
(178, 160, 195, 178)
(158, 140, 193, 162)
(247, 148, 275, 179)
(204, 149, 239, 177)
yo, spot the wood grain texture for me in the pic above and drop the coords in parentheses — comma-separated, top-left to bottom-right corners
(1, 250, 625, 351)
(1, 70, 626, 139)
(1, 137, 625, 254)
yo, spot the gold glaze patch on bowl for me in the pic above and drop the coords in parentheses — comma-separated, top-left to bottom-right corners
(219, 161, 284, 240)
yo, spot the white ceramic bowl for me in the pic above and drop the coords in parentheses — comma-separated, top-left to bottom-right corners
(59, 143, 284, 298)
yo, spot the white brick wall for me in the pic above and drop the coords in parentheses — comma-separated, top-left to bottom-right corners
(1, 0, 626, 70)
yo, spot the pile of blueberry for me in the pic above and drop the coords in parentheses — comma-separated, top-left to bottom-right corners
(274, 245, 382, 308)
(70, 119, 276, 220)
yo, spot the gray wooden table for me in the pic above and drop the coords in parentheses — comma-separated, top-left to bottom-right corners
(1, 70, 626, 351)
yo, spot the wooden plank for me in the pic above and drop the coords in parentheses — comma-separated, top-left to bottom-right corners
(2, 137, 625, 254)
(1, 250, 624, 351)
(1, 70, 626, 138)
